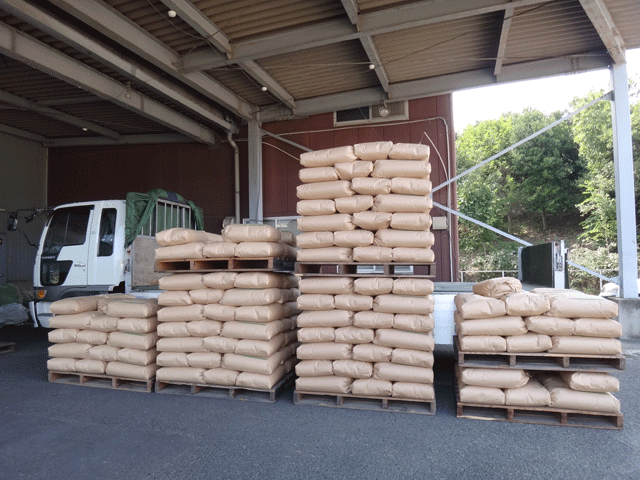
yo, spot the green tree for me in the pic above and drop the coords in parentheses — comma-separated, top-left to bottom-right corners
(570, 88, 640, 247)
(508, 109, 583, 230)
(456, 117, 512, 251)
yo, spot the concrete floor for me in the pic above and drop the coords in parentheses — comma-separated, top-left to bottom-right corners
(1, 326, 639, 480)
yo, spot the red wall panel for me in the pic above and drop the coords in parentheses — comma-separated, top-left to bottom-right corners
(47, 94, 459, 281)
(48, 142, 238, 234)
(261, 95, 459, 281)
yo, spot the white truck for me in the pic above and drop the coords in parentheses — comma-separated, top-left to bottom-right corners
(29, 190, 202, 327)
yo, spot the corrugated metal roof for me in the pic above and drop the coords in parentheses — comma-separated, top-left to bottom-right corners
(0, 108, 93, 137)
(205, 66, 275, 107)
(258, 40, 379, 99)
(57, 101, 173, 135)
(504, 0, 603, 66)
(0, 54, 93, 103)
(193, 0, 346, 41)
(607, 0, 640, 50)
(357, 0, 409, 14)
(374, 13, 502, 83)
(104, 0, 205, 54)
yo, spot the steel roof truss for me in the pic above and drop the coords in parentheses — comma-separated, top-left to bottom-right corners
(0, 22, 217, 144)
(0, 88, 120, 138)
(579, 0, 626, 64)
(48, 0, 253, 120)
(0, 123, 49, 144)
(181, 0, 550, 73)
(494, 6, 513, 76)
(0, 0, 235, 132)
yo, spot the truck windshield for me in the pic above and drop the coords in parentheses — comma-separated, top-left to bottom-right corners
(42, 206, 92, 256)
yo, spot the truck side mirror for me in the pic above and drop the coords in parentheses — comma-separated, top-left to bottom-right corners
(7, 213, 17, 231)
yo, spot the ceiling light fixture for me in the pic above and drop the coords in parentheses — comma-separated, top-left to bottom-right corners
(167, 10, 177, 18)
(369, 63, 376, 70)
(261, 86, 268, 92)
(378, 104, 390, 117)
(82, 127, 88, 131)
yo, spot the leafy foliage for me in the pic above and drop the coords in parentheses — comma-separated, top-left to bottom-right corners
(456, 83, 639, 284)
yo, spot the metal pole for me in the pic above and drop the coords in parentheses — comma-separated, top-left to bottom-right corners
(610, 62, 639, 298)
(248, 120, 264, 222)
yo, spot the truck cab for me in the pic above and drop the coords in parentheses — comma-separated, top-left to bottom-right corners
(30, 190, 200, 327)
(31, 200, 127, 327)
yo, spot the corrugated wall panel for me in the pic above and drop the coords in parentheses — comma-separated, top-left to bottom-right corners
(261, 95, 458, 281)
(48, 143, 238, 234)
(0, 132, 47, 282)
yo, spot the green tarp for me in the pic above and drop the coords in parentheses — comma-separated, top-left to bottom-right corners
(0, 284, 20, 307)
(125, 189, 204, 247)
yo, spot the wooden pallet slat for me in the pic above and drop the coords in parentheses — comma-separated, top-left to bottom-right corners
(154, 371, 294, 403)
(453, 367, 623, 429)
(293, 390, 436, 415)
(156, 256, 296, 273)
(0, 342, 17, 354)
(48, 371, 154, 393)
(456, 401, 623, 430)
(295, 262, 436, 278)
(454, 336, 625, 371)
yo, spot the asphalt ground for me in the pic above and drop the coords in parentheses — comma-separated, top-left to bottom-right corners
(1, 326, 639, 480)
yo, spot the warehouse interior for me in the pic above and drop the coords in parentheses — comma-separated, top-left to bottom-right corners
(1, 3, 640, 477)
(0, 0, 638, 296)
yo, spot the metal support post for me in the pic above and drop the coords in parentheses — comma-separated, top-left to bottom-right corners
(248, 120, 264, 222)
(610, 62, 638, 298)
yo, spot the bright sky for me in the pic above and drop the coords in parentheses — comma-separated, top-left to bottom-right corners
(452, 49, 640, 132)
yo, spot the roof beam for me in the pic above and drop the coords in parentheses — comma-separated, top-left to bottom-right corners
(182, 18, 359, 72)
(340, 0, 360, 25)
(579, 0, 626, 64)
(0, 0, 235, 133)
(360, 36, 390, 92)
(152, 0, 295, 109)
(358, 0, 548, 34)
(0, 123, 49, 144)
(48, 0, 254, 119)
(181, 0, 549, 72)
(0, 22, 218, 145)
(237, 60, 296, 109)
(158, 0, 231, 54)
(48, 133, 192, 147)
(494, 6, 514, 76)
(259, 53, 611, 122)
(39, 96, 102, 107)
(0, 88, 121, 139)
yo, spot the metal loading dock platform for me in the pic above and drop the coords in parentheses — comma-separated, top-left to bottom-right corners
(1, 326, 639, 480)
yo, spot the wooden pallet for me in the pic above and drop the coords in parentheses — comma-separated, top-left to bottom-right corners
(48, 371, 154, 393)
(293, 390, 436, 415)
(454, 336, 625, 371)
(155, 256, 295, 273)
(0, 342, 16, 355)
(295, 262, 436, 277)
(454, 381, 622, 429)
(154, 371, 294, 403)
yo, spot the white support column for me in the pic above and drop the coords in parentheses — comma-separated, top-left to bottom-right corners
(611, 62, 638, 298)
(248, 120, 263, 222)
